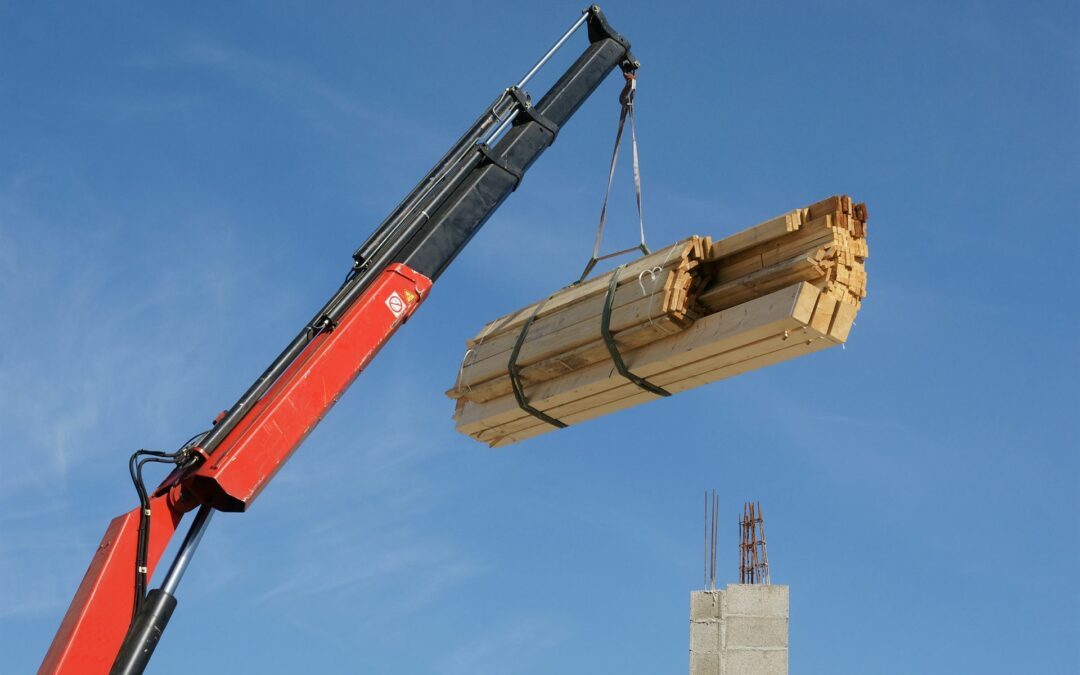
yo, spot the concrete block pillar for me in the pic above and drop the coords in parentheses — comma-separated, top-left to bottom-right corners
(689, 585, 788, 675)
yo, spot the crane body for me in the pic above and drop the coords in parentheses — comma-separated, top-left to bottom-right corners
(39, 7, 636, 674)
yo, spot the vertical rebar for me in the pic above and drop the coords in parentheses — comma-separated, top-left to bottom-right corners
(752, 503, 761, 583)
(710, 491, 718, 590)
(703, 491, 708, 589)
(741, 503, 747, 584)
(737, 500, 772, 585)
(739, 503, 746, 583)
(758, 501, 771, 585)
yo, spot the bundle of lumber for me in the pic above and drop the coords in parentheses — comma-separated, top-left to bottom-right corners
(448, 195, 868, 447)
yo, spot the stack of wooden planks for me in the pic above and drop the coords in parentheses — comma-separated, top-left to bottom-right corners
(448, 195, 868, 447)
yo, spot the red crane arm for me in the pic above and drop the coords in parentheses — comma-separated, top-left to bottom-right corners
(39, 7, 636, 673)
(39, 493, 183, 675)
(40, 265, 431, 673)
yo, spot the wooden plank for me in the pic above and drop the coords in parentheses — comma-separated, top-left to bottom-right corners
(698, 253, 827, 312)
(708, 210, 802, 260)
(454, 316, 685, 403)
(467, 252, 688, 349)
(454, 283, 820, 434)
(457, 228, 840, 400)
(464, 261, 680, 359)
(475, 291, 841, 441)
(807, 195, 845, 220)
(467, 239, 697, 346)
(451, 193, 867, 446)
(456, 280, 676, 388)
(477, 296, 840, 440)
(483, 328, 837, 446)
(827, 300, 858, 343)
(851, 238, 869, 260)
(473, 322, 832, 442)
(473, 331, 806, 443)
(457, 295, 816, 434)
(809, 293, 838, 336)
(458, 245, 834, 402)
(711, 215, 837, 282)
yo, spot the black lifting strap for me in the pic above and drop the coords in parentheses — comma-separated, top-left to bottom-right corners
(508, 296, 567, 429)
(601, 265, 671, 397)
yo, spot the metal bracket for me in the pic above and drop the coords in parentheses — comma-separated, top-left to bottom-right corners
(477, 144, 523, 191)
(586, 5, 638, 69)
(507, 87, 560, 142)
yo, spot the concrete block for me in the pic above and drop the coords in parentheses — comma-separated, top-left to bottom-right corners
(690, 585, 789, 674)
(724, 616, 789, 649)
(689, 652, 721, 675)
(690, 620, 721, 654)
(691, 590, 722, 620)
(722, 648, 788, 675)
(722, 584, 789, 618)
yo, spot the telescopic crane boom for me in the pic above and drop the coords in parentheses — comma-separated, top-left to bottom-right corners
(39, 7, 636, 674)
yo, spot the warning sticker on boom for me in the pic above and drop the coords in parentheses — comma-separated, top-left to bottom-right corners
(385, 292, 406, 318)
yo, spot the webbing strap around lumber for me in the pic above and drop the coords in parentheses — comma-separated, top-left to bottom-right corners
(507, 296, 567, 430)
(601, 265, 671, 397)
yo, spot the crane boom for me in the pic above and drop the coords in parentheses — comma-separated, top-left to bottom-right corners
(39, 7, 636, 674)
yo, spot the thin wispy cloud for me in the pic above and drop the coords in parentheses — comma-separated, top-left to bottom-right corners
(0, 227, 15, 282)
(0, 208, 246, 496)
(171, 364, 489, 638)
(0, 169, 282, 625)
(95, 94, 205, 121)
(0, 506, 95, 620)
(170, 40, 425, 146)
(257, 538, 482, 608)
(438, 615, 569, 675)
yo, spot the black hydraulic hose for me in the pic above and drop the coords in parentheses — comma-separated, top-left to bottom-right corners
(319, 151, 486, 322)
(352, 90, 517, 265)
(127, 451, 183, 617)
(191, 330, 310, 458)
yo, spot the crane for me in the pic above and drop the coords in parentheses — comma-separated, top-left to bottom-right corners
(39, 7, 637, 674)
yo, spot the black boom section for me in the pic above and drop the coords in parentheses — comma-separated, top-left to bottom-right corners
(186, 10, 633, 466)
(394, 37, 631, 280)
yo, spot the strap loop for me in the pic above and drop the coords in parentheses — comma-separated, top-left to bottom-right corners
(508, 297, 567, 429)
(601, 265, 671, 397)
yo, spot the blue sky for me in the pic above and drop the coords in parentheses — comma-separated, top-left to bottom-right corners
(2, 1, 1077, 673)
